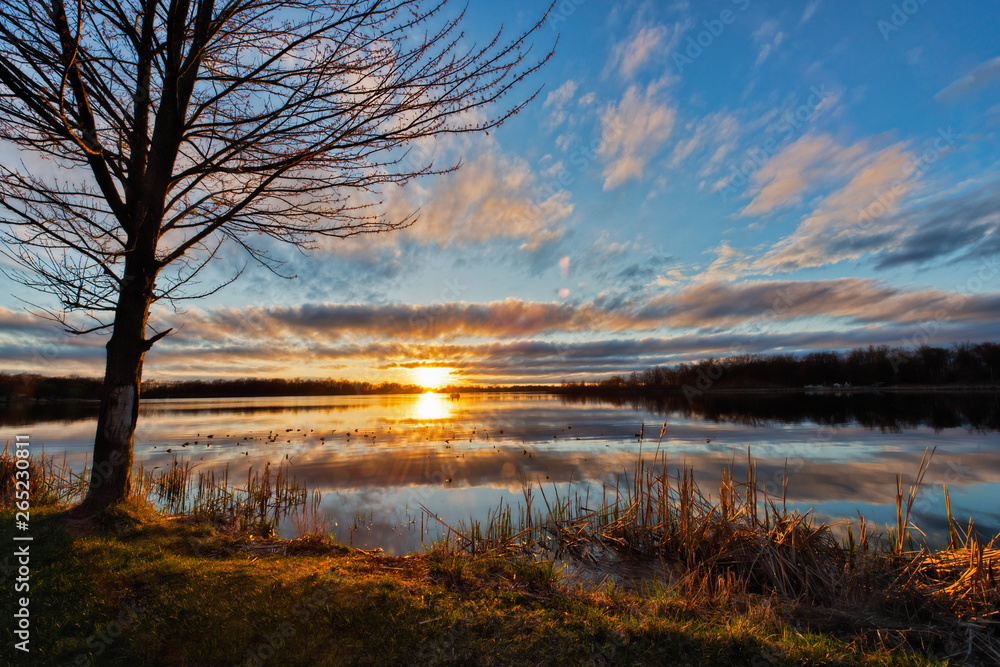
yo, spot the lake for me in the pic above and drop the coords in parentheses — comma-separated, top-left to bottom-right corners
(5, 390, 1000, 554)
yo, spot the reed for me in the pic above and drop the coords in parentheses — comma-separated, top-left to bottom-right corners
(425, 446, 1000, 662)
(0, 442, 88, 505)
(0, 447, 311, 536)
(4, 443, 998, 660)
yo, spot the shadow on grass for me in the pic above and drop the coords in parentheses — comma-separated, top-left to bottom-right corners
(1, 505, 935, 666)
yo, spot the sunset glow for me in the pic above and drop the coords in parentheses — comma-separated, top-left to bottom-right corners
(6, 1, 1000, 662)
(412, 366, 452, 389)
(2, 1, 999, 385)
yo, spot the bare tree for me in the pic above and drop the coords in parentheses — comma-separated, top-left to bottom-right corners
(0, 0, 552, 513)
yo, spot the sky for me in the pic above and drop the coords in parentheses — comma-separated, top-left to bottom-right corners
(2, 0, 1000, 386)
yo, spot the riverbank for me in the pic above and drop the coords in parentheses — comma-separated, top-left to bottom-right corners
(3, 448, 999, 665)
(4, 369, 1000, 403)
(0, 504, 956, 666)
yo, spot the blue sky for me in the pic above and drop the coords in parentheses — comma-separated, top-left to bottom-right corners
(3, 0, 1000, 385)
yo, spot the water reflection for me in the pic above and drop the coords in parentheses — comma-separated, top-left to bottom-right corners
(4, 391, 999, 553)
(559, 390, 1000, 433)
(414, 392, 452, 421)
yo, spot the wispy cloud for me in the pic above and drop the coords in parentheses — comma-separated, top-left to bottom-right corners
(740, 134, 869, 217)
(543, 80, 578, 126)
(544, 80, 578, 109)
(668, 112, 741, 172)
(874, 183, 1000, 268)
(7, 282, 1000, 382)
(36, 320, 1000, 383)
(384, 141, 572, 251)
(752, 20, 785, 66)
(598, 80, 676, 190)
(646, 278, 1000, 329)
(144, 274, 1000, 351)
(607, 22, 680, 80)
(752, 141, 926, 272)
(800, 0, 822, 24)
(936, 56, 1000, 102)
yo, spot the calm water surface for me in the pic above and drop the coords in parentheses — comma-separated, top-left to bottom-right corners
(5, 391, 1000, 554)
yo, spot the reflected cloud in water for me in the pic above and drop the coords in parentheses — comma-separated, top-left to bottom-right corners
(4, 391, 999, 553)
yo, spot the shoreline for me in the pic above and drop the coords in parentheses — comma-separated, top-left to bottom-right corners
(4, 383, 1000, 404)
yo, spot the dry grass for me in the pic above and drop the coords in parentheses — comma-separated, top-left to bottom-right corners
(1, 447, 311, 537)
(4, 441, 997, 662)
(0, 441, 88, 506)
(425, 446, 1000, 664)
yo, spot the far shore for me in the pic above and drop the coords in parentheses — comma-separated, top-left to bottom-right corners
(3, 381, 1000, 403)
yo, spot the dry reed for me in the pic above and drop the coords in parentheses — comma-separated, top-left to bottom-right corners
(1, 447, 311, 535)
(425, 446, 1000, 663)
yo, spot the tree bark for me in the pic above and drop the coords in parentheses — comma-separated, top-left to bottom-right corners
(77, 261, 157, 514)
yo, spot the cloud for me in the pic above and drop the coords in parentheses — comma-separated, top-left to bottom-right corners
(385, 143, 572, 251)
(20, 316, 998, 383)
(936, 56, 1000, 102)
(740, 134, 870, 217)
(753, 141, 916, 272)
(800, 0, 822, 24)
(0, 306, 60, 334)
(148, 271, 1000, 356)
(153, 299, 648, 348)
(544, 80, 578, 109)
(752, 21, 785, 67)
(873, 183, 1000, 268)
(608, 22, 678, 80)
(696, 242, 751, 282)
(668, 112, 741, 171)
(543, 80, 578, 126)
(0, 306, 108, 376)
(598, 80, 676, 190)
(8, 292, 1000, 383)
(646, 278, 1000, 330)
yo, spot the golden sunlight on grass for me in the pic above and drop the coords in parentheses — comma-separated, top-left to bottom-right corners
(411, 365, 452, 389)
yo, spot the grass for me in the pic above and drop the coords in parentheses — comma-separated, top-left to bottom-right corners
(1, 445, 996, 665)
(425, 446, 1000, 664)
(1, 505, 944, 666)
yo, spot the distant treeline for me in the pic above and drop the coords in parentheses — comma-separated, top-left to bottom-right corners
(4, 342, 1000, 402)
(563, 342, 1000, 396)
(0, 374, 103, 401)
(0, 375, 431, 402)
(140, 378, 429, 399)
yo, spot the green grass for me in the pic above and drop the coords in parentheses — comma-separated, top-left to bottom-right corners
(1, 505, 948, 666)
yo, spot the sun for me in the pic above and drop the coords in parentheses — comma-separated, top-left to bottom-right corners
(412, 366, 452, 390)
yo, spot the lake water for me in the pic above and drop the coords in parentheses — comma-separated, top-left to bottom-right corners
(5, 391, 1000, 554)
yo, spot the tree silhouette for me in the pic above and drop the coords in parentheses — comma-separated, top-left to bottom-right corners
(0, 0, 553, 513)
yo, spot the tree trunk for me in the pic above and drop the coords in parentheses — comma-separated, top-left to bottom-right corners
(77, 268, 156, 514)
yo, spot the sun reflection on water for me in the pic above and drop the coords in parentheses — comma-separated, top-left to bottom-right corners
(414, 391, 452, 421)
